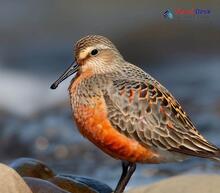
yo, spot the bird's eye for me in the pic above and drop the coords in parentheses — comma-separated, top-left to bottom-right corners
(91, 49, 98, 56)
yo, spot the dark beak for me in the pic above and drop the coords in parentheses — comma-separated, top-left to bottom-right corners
(50, 61, 79, 89)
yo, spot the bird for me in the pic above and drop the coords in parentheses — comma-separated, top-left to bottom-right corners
(50, 35, 220, 193)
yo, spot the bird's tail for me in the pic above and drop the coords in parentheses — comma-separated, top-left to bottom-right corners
(210, 149, 220, 162)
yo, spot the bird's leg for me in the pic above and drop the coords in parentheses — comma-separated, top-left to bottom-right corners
(114, 161, 136, 193)
(115, 161, 130, 189)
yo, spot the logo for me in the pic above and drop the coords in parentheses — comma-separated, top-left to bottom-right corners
(163, 9, 174, 19)
(163, 8, 211, 20)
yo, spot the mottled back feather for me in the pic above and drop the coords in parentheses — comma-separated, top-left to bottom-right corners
(103, 63, 220, 160)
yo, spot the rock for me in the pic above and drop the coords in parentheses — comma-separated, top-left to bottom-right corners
(8, 157, 113, 193)
(127, 175, 220, 193)
(24, 177, 70, 193)
(0, 163, 33, 193)
(10, 157, 55, 179)
(59, 174, 113, 193)
(49, 174, 113, 193)
(49, 175, 98, 193)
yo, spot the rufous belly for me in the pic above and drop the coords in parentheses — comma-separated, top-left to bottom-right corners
(73, 97, 161, 163)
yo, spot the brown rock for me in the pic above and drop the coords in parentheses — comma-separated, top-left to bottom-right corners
(51, 174, 113, 193)
(0, 163, 33, 193)
(49, 175, 98, 193)
(24, 177, 70, 193)
(10, 157, 55, 179)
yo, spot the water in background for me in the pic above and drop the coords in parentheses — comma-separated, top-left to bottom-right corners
(0, 0, 220, 189)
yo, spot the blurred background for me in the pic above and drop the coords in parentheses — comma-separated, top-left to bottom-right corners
(0, 0, 220, 189)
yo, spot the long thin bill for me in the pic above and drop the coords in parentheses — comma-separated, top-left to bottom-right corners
(50, 61, 79, 89)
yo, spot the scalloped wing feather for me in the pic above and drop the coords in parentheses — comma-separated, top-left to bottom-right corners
(104, 78, 220, 160)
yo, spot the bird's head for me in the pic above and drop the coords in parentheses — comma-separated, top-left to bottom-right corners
(50, 35, 124, 89)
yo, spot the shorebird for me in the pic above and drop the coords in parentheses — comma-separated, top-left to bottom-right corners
(51, 35, 220, 193)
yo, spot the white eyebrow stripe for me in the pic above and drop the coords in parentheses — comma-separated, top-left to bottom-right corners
(96, 44, 110, 50)
(78, 45, 110, 60)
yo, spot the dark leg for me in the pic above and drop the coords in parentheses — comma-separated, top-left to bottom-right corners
(114, 161, 136, 193)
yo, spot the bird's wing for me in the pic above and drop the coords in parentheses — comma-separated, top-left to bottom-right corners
(103, 78, 219, 158)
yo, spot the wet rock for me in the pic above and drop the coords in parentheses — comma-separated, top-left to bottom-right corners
(0, 163, 33, 193)
(49, 175, 98, 193)
(49, 174, 113, 193)
(24, 177, 70, 193)
(10, 157, 55, 179)
(61, 174, 113, 193)
(9, 157, 113, 193)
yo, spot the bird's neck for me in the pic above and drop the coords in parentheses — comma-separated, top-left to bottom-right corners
(68, 69, 93, 96)
(68, 69, 108, 109)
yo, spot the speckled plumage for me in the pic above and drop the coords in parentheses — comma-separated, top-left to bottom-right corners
(69, 36, 220, 162)
(52, 35, 220, 193)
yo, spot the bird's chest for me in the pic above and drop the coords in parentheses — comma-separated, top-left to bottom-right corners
(68, 73, 160, 163)
(69, 94, 159, 163)
(69, 74, 108, 139)
(71, 96, 113, 152)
